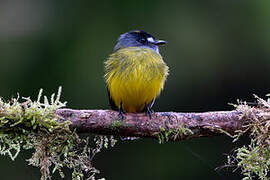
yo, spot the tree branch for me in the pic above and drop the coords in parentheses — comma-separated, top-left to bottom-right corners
(56, 109, 251, 141)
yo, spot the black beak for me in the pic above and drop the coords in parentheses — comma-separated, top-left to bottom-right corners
(154, 40, 167, 45)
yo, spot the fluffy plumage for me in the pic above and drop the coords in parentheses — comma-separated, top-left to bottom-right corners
(104, 30, 169, 113)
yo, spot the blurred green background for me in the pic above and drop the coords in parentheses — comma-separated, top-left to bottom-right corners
(1, 0, 270, 179)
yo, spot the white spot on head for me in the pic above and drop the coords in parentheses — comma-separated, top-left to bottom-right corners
(147, 37, 155, 43)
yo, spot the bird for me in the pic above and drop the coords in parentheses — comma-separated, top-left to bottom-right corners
(104, 30, 169, 118)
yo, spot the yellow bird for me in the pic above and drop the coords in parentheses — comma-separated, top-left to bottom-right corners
(104, 30, 169, 117)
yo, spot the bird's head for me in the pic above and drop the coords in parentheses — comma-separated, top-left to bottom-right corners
(114, 30, 167, 53)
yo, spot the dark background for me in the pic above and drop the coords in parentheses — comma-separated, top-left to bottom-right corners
(0, 0, 269, 179)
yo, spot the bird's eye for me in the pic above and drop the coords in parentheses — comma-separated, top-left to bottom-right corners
(139, 38, 147, 44)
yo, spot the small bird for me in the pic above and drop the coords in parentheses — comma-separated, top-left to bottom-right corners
(104, 30, 169, 118)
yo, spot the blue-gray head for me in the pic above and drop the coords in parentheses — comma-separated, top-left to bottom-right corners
(114, 30, 167, 54)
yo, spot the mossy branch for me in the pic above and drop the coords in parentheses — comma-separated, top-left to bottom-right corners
(0, 87, 116, 180)
(56, 109, 249, 141)
(55, 97, 270, 180)
(1, 87, 270, 180)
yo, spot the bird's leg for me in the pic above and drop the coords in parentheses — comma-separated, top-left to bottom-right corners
(118, 102, 126, 120)
(145, 103, 154, 119)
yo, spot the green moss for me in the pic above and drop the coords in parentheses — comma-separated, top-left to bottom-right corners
(0, 87, 116, 180)
(156, 126, 193, 144)
(109, 119, 134, 131)
(111, 120, 123, 129)
(227, 95, 270, 180)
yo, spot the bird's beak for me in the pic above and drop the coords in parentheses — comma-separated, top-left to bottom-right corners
(154, 40, 167, 45)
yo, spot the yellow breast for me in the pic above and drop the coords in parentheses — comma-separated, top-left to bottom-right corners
(104, 47, 169, 112)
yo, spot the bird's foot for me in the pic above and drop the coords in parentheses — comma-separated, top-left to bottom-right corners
(160, 112, 174, 120)
(145, 103, 154, 119)
(118, 109, 126, 120)
(118, 102, 126, 120)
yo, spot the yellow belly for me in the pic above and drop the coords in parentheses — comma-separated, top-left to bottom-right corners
(104, 47, 169, 113)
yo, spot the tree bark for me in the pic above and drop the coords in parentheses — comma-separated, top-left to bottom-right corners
(55, 109, 250, 141)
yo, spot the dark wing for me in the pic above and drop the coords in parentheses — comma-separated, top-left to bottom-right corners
(107, 87, 118, 111)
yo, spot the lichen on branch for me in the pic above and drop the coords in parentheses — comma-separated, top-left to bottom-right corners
(0, 87, 116, 180)
(227, 95, 270, 180)
(1, 86, 270, 180)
